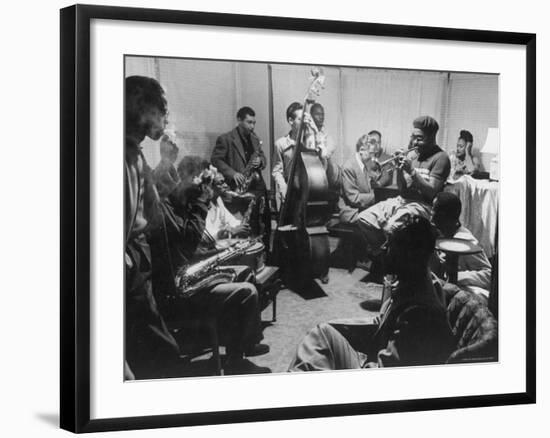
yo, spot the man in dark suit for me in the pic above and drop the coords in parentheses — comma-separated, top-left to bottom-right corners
(211, 107, 270, 248)
(211, 106, 266, 192)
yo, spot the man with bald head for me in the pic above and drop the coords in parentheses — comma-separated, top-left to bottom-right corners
(356, 116, 451, 270)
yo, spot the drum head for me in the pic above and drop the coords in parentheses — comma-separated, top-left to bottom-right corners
(435, 238, 482, 255)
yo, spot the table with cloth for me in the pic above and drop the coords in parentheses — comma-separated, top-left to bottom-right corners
(444, 175, 498, 258)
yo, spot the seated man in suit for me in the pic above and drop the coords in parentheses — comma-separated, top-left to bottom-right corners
(431, 192, 492, 299)
(365, 130, 393, 188)
(356, 116, 451, 265)
(211, 106, 270, 249)
(338, 134, 378, 224)
(289, 216, 454, 371)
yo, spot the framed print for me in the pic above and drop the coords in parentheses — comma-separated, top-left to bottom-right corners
(60, 4, 536, 433)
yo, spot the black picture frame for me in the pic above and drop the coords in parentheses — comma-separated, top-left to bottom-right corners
(60, 3, 536, 433)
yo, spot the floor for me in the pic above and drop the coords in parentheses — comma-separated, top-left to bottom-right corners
(160, 265, 384, 378)
(252, 267, 382, 373)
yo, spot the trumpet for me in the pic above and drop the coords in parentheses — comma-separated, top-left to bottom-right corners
(376, 146, 419, 169)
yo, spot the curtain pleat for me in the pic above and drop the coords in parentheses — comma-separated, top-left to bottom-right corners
(125, 57, 497, 175)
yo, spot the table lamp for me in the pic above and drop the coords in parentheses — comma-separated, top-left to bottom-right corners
(481, 127, 499, 181)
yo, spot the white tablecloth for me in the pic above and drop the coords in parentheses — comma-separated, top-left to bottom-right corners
(444, 175, 498, 258)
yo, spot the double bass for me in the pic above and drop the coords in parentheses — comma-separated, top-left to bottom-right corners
(274, 68, 332, 292)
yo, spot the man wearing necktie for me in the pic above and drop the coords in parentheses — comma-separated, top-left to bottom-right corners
(338, 134, 379, 224)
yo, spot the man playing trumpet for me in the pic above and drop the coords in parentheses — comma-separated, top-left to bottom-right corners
(356, 116, 451, 276)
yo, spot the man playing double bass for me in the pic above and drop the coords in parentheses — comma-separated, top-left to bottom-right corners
(272, 102, 340, 209)
(211, 106, 271, 249)
(272, 96, 338, 286)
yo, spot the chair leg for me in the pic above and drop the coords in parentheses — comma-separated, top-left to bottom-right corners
(207, 318, 222, 376)
(272, 293, 277, 322)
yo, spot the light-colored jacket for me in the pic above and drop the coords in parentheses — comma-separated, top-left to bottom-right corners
(338, 154, 375, 223)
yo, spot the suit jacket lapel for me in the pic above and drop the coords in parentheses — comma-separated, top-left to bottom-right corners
(231, 128, 247, 163)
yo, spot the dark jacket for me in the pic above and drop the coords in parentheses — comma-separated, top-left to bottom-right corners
(211, 127, 266, 189)
(124, 143, 179, 377)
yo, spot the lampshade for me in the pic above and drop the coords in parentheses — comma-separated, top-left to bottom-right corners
(481, 128, 499, 155)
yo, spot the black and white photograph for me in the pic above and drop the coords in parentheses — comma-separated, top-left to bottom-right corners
(2, 0, 547, 435)
(55, 2, 537, 433)
(124, 56, 500, 380)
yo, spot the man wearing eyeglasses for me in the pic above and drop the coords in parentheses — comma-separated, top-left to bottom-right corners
(364, 130, 394, 188)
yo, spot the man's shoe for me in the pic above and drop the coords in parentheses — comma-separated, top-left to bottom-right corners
(223, 358, 271, 375)
(244, 343, 270, 357)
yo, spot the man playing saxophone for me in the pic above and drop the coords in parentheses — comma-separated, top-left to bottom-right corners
(211, 106, 271, 249)
(148, 154, 270, 373)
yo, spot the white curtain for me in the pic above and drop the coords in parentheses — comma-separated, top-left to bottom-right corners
(340, 69, 448, 165)
(444, 73, 499, 171)
(125, 57, 497, 179)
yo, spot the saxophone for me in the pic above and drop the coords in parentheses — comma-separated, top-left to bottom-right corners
(174, 238, 260, 297)
(237, 132, 263, 194)
(241, 197, 256, 227)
